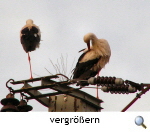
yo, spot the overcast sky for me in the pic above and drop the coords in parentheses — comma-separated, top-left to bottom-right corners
(1, 0, 150, 111)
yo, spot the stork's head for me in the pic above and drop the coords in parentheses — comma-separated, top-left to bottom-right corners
(83, 33, 97, 51)
(26, 19, 34, 25)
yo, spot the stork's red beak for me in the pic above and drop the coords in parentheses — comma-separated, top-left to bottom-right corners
(87, 42, 90, 51)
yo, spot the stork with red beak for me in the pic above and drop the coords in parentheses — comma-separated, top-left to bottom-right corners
(20, 19, 41, 79)
(73, 33, 111, 80)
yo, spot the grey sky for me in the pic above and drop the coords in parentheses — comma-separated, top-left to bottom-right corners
(1, 0, 150, 111)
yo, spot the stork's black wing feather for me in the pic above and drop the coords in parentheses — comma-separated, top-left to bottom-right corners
(21, 26, 39, 34)
(73, 51, 100, 80)
(21, 26, 40, 53)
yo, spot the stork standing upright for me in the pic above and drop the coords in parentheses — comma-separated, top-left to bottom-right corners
(73, 32, 111, 80)
(20, 19, 41, 79)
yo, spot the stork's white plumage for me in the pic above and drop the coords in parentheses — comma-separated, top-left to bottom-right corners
(20, 19, 41, 79)
(73, 33, 111, 80)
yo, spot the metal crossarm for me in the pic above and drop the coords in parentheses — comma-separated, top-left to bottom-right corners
(11, 75, 59, 85)
(9, 75, 102, 110)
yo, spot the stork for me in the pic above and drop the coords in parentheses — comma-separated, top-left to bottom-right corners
(73, 33, 111, 80)
(20, 19, 41, 79)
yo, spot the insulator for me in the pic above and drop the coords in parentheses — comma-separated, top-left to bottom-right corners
(115, 78, 124, 85)
(17, 100, 33, 112)
(88, 76, 124, 85)
(87, 77, 96, 85)
(100, 86, 108, 92)
(1, 93, 19, 112)
(128, 85, 137, 93)
(101, 84, 137, 94)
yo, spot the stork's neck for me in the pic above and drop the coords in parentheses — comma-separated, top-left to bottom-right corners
(91, 37, 98, 47)
(26, 22, 34, 30)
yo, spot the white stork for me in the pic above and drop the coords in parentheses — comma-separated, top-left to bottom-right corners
(20, 19, 41, 79)
(73, 33, 111, 80)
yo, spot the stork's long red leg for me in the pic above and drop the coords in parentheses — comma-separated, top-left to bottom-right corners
(28, 53, 33, 79)
(96, 71, 100, 99)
